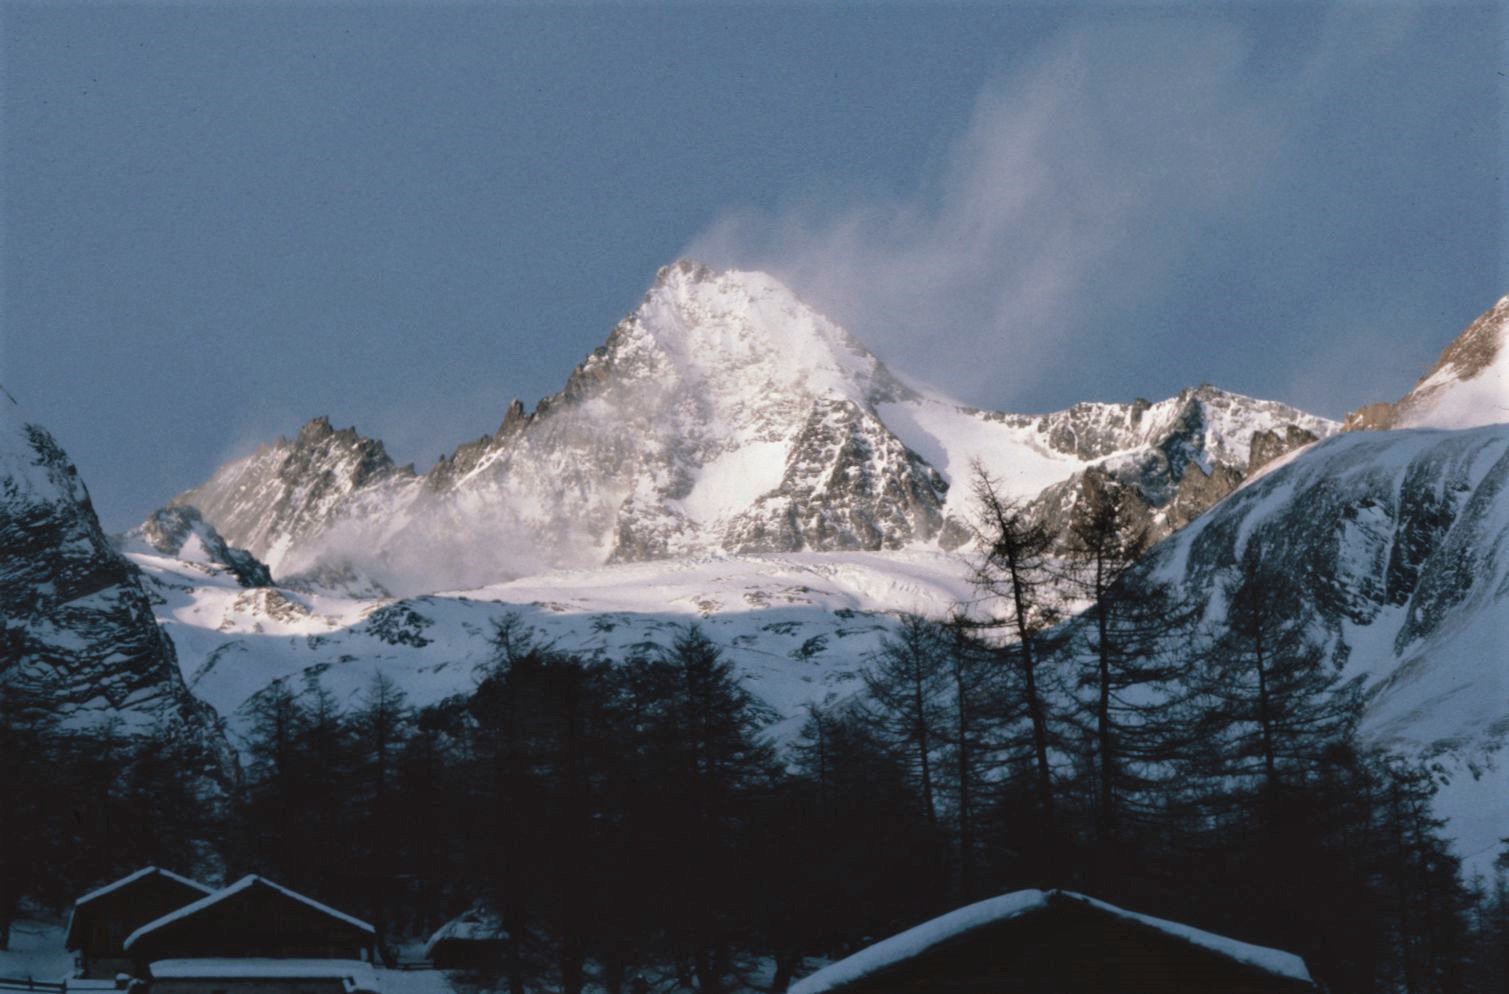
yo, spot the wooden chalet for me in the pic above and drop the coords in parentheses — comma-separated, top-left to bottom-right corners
(422, 903, 507, 969)
(787, 889, 1318, 994)
(65, 868, 214, 980)
(121, 876, 376, 983)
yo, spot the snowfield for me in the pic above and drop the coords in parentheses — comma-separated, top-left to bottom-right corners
(130, 547, 981, 745)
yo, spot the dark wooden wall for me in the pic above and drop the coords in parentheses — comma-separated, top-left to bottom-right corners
(430, 938, 507, 970)
(74, 875, 209, 978)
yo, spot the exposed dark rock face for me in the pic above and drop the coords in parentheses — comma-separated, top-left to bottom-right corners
(724, 399, 947, 554)
(363, 602, 434, 647)
(1021, 388, 1326, 551)
(0, 388, 232, 780)
(1246, 425, 1321, 475)
(981, 397, 1157, 461)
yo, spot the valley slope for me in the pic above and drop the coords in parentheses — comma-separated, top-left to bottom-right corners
(137, 277, 1506, 873)
(8, 264, 1502, 877)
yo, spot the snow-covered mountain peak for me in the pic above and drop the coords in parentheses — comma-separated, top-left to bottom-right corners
(1345, 293, 1509, 431)
(287, 415, 410, 477)
(158, 261, 1335, 592)
(1392, 293, 1509, 429)
(652, 256, 716, 289)
(613, 258, 910, 412)
(1, 385, 86, 511)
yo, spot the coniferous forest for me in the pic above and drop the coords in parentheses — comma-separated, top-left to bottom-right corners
(3, 475, 1506, 994)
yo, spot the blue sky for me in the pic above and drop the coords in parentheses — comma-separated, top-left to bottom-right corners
(2, 2, 1503, 530)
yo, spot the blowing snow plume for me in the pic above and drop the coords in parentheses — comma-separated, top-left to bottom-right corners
(687, 15, 1414, 410)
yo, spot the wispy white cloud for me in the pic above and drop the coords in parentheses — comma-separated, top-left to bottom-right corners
(687, 11, 1416, 409)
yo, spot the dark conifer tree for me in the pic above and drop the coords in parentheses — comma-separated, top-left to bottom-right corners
(966, 464, 1065, 880)
(468, 639, 551, 994)
(237, 679, 306, 878)
(58, 718, 133, 889)
(1061, 472, 1199, 894)
(859, 614, 949, 827)
(640, 625, 779, 994)
(0, 668, 69, 948)
(1375, 756, 1474, 994)
(395, 705, 465, 939)
(782, 703, 947, 965)
(1461, 861, 1509, 994)
(115, 723, 222, 880)
(940, 617, 994, 899)
(350, 671, 411, 959)
(1191, 542, 1363, 842)
(293, 675, 358, 904)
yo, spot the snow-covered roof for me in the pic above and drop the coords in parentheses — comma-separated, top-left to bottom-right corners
(123, 875, 375, 951)
(150, 959, 379, 992)
(422, 904, 506, 957)
(1067, 893, 1312, 982)
(787, 889, 1313, 994)
(788, 890, 1048, 994)
(73, 867, 213, 910)
(65, 868, 214, 950)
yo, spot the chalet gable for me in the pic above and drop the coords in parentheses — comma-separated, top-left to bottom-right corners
(122, 875, 375, 964)
(64, 867, 214, 979)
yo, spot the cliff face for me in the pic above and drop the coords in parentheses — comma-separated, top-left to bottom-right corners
(0, 387, 232, 780)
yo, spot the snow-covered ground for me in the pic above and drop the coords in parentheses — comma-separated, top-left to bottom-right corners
(0, 918, 771, 994)
(0, 919, 72, 983)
